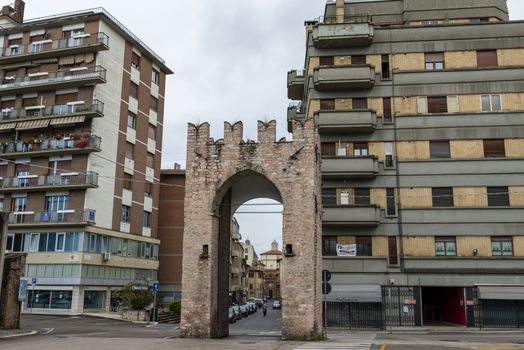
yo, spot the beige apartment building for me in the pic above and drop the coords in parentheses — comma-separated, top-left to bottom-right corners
(0, 1, 172, 313)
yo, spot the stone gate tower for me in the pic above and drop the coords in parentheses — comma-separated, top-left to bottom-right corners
(180, 118, 323, 340)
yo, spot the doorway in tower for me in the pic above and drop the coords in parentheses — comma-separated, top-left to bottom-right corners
(422, 287, 466, 326)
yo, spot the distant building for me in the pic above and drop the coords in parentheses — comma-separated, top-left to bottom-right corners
(260, 241, 282, 299)
(229, 218, 246, 304)
(243, 239, 265, 299)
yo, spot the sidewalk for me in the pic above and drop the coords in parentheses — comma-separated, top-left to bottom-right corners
(327, 326, 524, 334)
(0, 327, 38, 339)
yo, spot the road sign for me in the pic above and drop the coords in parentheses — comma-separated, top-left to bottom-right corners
(322, 282, 332, 295)
(152, 282, 160, 293)
(322, 270, 331, 282)
(31, 277, 37, 284)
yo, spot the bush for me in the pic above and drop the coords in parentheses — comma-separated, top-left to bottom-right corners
(114, 279, 153, 311)
(169, 301, 181, 314)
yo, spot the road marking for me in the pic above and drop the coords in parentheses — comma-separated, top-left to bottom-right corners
(40, 327, 54, 335)
(379, 344, 387, 350)
(294, 335, 376, 350)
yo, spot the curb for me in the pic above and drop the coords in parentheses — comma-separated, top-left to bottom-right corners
(0, 330, 38, 339)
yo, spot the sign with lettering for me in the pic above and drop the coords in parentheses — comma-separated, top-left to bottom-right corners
(336, 244, 356, 257)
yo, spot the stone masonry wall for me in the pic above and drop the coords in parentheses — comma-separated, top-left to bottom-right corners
(1, 254, 26, 329)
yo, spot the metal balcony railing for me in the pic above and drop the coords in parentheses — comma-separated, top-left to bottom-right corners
(318, 14, 372, 24)
(0, 135, 101, 155)
(8, 209, 96, 224)
(0, 66, 107, 89)
(0, 172, 98, 189)
(0, 99, 104, 122)
(0, 32, 109, 58)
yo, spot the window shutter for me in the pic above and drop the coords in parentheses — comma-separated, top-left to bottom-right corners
(477, 50, 498, 68)
(388, 237, 398, 265)
(351, 55, 366, 65)
(321, 143, 336, 156)
(447, 96, 459, 113)
(352, 98, 368, 109)
(487, 186, 509, 206)
(417, 96, 428, 114)
(319, 56, 334, 66)
(428, 96, 448, 113)
(322, 188, 337, 206)
(483, 139, 505, 157)
(354, 188, 371, 205)
(55, 93, 78, 104)
(383, 97, 392, 119)
(430, 141, 451, 158)
(320, 99, 335, 110)
(425, 52, 444, 63)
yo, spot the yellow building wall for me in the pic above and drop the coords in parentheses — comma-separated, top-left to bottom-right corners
(445, 51, 478, 69)
(308, 57, 319, 76)
(498, 49, 524, 67)
(397, 141, 430, 160)
(454, 187, 488, 207)
(509, 186, 524, 206)
(458, 94, 481, 113)
(368, 97, 384, 117)
(450, 140, 484, 159)
(393, 96, 418, 115)
(371, 188, 387, 209)
(392, 53, 425, 71)
(502, 93, 524, 111)
(369, 142, 385, 160)
(403, 236, 435, 257)
(399, 188, 433, 208)
(335, 98, 352, 109)
(456, 236, 492, 257)
(338, 236, 355, 245)
(372, 236, 388, 257)
(514, 236, 524, 257)
(334, 55, 350, 66)
(366, 54, 382, 74)
(308, 99, 320, 118)
(505, 139, 524, 157)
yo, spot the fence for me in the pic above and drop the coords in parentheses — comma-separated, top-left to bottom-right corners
(325, 301, 383, 330)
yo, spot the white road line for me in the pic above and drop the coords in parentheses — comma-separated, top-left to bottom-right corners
(294, 335, 375, 350)
(40, 327, 54, 335)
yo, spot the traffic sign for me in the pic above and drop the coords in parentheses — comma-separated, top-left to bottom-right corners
(31, 277, 37, 284)
(322, 270, 331, 282)
(322, 282, 332, 295)
(152, 281, 160, 293)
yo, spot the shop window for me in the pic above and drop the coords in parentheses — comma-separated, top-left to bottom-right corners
(487, 186, 509, 207)
(435, 237, 456, 256)
(477, 50, 498, 68)
(483, 139, 505, 158)
(429, 140, 451, 159)
(491, 237, 513, 256)
(425, 52, 445, 70)
(322, 236, 337, 256)
(432, 187, 454, 207)
(356, 236, 372, 256)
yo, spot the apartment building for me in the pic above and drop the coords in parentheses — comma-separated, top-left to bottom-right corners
(229, 218, 247, 304)
(243, 239, 265, 300)
(288, 0, 524, 328)
(0, 1, 172, 313)
(260, 241, 282, 300)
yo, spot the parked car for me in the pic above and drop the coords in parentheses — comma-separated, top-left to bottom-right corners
(254, 299, 264, 308)
(273, 300, 281, 310)
(231, 304, 241, 320)
(240, 304, 249, 317)
(228, 307, 236, 323)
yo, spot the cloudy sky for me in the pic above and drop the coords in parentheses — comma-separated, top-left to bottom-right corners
(24, 0, 524, 256)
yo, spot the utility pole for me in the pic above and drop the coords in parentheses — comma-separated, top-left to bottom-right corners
(0, 212, 10, 314)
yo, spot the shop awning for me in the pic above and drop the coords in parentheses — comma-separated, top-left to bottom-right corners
(50, 115, 85, 126)
(478, 286, 524, 300)
(0, 122, 17, 130)
(16, 119, 50, 130)
(327, 285, 382, 302)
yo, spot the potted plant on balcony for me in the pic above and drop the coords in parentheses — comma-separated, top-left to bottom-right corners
(63, 133, 74, 148)
(15, 140, 24, 152)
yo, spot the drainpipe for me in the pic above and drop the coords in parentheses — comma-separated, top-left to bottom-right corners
(336, 0, 345, 23)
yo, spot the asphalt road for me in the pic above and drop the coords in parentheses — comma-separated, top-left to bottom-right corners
(230, 306, 282, 336)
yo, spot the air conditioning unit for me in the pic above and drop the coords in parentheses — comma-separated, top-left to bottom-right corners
(102, 252, 111, 261)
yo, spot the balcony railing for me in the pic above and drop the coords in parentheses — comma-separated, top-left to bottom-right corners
(313, 65, 375, 90)
(0, 172, 98, 190)
(0, 99, 104, 122)
(317, 15, 372, 24)
(0, 66, 107, 92)
(287, 70, 306, 100)
(0, 32, 109, 60)
(8, 209, 96, 225)
(0, 135, 101, 156)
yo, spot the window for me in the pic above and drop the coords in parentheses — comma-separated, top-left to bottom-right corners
(125, 142, 134, 160)
(381, 54, 390, 79)
(383, 97, 392, 123)
(319, 56, 334, 66)
(152, 69, 160, 85)
(150, 96, 158, 112)
(388, 237, 398, 265)
(477, 50, 498, 68)
(321, 143, 336, 157)
(385, 142, 394, 167)
(322, 236, 337, 256)
(148, 124, 156, 140)
(351, 55, 366, 65)
(56, 233, 65, 252)
(88, 234, 97, 252)
(320, 99, 335, 110)
(435, 237, 456, 256)
(352, 98, 368, 109)
(129, 82, 139, 100)
(386, 188, 396, 216)
(356, 236, 372, 256)
(481, 95, 501, 112)
(146, 154, 154, 168)
(127, 112, 136, 129)
(143, 211, 151, 227)
(491, 237, 513, 256)
(340, 190, 350, 205)
(354, 188, 371, 206)
(483, 139, 505, 158)
(29, 233, 39, 252)
(144, 183, 152, 197)
(432, 187, 454, 207)
(470, 18, 490, 24)
(487, 186, 510, 207)
(322, 188, 336, 206)
(12, 197, 27, 222)
(353, 142, 368, 156)
(6, 234, 14, 252)
(123, 174, 132, 190)
(421, 20, 439, 26)
(427, 96, 448, 114)
(425, 53, 444, 70)
(131, 52, 141, 70)
(430, 140, 451, 159)
(121, 205, 131, 223)
(337, 143, 347, 156)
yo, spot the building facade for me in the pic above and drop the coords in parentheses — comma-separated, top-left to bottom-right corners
(229, 218, 247, 304)
(288, 0, 524, 328)
(260, 241, 282, 300)
(0, 1, 172, 313)
(243, 239, 265, 299)
(157, 166, 184, 304)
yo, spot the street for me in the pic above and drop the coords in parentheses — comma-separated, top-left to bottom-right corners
(230, 305, 282, 336)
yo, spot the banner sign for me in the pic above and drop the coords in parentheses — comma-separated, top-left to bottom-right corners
(336, 244, 356, 257)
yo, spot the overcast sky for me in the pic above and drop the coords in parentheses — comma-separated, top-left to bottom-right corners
(24, 0, 524, 256)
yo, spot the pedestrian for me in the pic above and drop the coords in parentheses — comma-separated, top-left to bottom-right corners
(263, 303, 267, 317)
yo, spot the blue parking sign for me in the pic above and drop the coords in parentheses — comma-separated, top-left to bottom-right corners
(152, 282, 160, 293)
(32, 277, 37, 284)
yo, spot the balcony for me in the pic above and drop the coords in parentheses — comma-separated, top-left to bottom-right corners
(323, 256, 389, 273)
(322, 156, 379, 178)
(0, 99, 103, 125)
(287, 70, 305, 100)
(313, 65, 375, 91)
(323, 205, 381, 226)
(0, 172, 98, 193)
(287, 102, 306, 132)
(0, 66, 107, 94)
(0, 135, 101, 159)
(8, 209, 96, 227)
(313, 16, 374, 48)
(315, 109, 377, 133)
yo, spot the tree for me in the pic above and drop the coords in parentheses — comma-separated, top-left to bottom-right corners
(115, 279, 153, 311)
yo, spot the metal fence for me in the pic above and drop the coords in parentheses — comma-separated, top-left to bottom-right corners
(476, 300, 524, 328)
(325, 301, 383, 330)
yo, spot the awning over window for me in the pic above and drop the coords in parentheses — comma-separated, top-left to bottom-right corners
(478, 286, 524, 300)
(327, 285, 382, 302)
(16, 119, 50, 130)
(0, 122, 17, 130)
(50, 115, 85, 126)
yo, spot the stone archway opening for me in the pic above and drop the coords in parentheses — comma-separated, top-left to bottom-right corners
(213, 170, 284, 337)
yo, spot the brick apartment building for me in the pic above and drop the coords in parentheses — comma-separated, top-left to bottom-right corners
(0, 0, 172, 313)
(288, 0, 524, 328)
